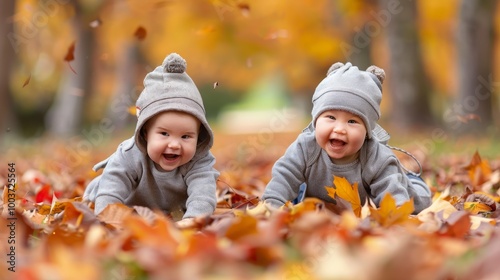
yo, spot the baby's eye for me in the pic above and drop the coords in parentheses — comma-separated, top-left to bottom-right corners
(348, 119, 358, 124)
(181, 135, 192, 139)
(160, 132, 168, 136)
(327, 115, 336, 120)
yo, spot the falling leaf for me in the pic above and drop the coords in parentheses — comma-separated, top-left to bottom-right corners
(128, 105, 137, 116)
(134, 26, 147, 40)
(237, 3, 250, 16)
(22, 74, 31, 88)
(64, 42, 77, 74)
(369, 193, 414, 227)
(213, 81, 219, 89)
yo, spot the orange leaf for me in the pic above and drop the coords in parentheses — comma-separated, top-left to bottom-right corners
(327, 176, 362, 217)
(439, 211, 471, 238)
(123, 215, 179, 248)
(225, 214, 258, 241)
(134, 26, 147, 40)
(464, 202, 492, 215)
(464, 151, 491, 187)
(369, 193, 414, 227)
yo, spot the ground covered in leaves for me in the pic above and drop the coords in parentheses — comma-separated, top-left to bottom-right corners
(1, 132, 500, 280)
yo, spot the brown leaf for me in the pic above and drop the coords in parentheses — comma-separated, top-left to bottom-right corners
(326, 176, 362, 217)
(134, 26, 147, 40)
(22, 74, 31, 88)
(64, 42, 77, 74)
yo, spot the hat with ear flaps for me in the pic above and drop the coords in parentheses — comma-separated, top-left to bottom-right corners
(134, 53, 213, 155)
(311, 62, 386, 139)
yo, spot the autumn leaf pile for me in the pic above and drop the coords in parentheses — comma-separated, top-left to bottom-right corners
(1, 138, 500, 280)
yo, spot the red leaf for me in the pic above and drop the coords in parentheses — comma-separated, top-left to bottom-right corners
(35, 184, 52, 203)
(64, 42, 77, 74)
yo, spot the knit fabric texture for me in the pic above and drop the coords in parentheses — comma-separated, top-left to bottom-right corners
(311, 62, 383, 138)
(134, 53, 213, 155)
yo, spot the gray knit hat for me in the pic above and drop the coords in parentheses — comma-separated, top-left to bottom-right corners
(134, 53, 213, 155)
(311, 62, 385, 139)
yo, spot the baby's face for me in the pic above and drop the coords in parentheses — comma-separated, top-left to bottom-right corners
(315, 109, 367, 164)
(144, 111, 200, 171)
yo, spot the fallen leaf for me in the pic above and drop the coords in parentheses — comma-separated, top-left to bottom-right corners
(369, 193, 414, 227)
(22, 74, 31, 87)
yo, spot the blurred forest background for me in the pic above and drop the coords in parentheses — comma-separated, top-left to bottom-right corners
(1, 0, 499, 151)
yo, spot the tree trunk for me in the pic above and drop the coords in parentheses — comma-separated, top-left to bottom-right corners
(452, 0, 497, 134)
(45, 1, 95, 137)
(0, 0, 18, 142)
(379, 0, 434, 130)
(106, 43, 139, 131)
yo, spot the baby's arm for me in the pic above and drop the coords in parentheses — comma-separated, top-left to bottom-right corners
(93, 150, 138, 214)
(366, 155, 411, 207)
(183, 151, 219, 219)
(262, 139, 308, 207)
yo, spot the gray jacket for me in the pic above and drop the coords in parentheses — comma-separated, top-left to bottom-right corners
(262, 126, 431, 213)
(83, 137, 219, 218)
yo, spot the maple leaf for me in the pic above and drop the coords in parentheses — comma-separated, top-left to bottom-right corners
(325, 176, 362, 217)
(64, 42, 77, 74)
(369, 193, 414, 227)
(464, 151, 491, 188)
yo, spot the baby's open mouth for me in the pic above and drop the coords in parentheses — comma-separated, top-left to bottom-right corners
(330, 139, 346, 146)
(163, 154, 180, 160)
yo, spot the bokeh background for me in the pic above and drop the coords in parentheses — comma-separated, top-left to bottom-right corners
(1, 0, 499, 157)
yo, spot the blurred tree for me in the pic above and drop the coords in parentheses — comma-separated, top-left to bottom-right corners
(0, 0, 18, 140)
(45, 0, 100, 137)
(454, 0, 498, 134)
(379, 0, 434, 130)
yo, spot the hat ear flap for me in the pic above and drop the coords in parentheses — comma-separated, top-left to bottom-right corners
(326, 62, 345, 76)
(366, 65, 385, 84)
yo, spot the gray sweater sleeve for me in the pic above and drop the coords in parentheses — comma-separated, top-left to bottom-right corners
(361, 141, 410, 207)
(93, 145, 140, 214)
(262, 137, 309, 207)
(182, 151, 219, 218)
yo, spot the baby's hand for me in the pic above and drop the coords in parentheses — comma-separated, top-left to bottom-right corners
(175, 217, 196, 229)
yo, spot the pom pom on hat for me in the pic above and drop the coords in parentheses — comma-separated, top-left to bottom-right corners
(366, 65, 385, 84)
(326, 62, 344, 76)
(163, 53, 187, 73)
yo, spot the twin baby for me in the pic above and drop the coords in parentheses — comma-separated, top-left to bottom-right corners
(83, 53, 432, 222)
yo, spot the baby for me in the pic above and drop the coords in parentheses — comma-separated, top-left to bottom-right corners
(84, 53, 219, 220)
(262, 62, 432, 213)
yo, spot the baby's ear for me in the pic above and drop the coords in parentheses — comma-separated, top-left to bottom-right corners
(366, 65, 385, 84)
(326, 62, 345, 76)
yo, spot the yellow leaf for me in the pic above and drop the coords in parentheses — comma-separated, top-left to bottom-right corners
(327, 176, 362, 217)
(325, 186, 336, 199)
(369, 193, 414, 227)
(464, 202, 492, 215)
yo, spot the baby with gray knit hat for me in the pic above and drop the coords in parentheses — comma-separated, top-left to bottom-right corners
(262, 62, 431, 213)
(84, 53, 219, 221)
